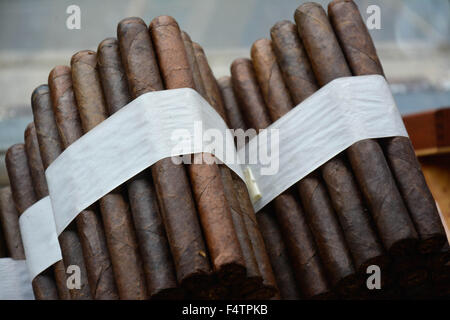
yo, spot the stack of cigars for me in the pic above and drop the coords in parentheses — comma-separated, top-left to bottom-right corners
(1, 0, 449, 300)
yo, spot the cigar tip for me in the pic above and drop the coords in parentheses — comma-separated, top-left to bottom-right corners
(181, 31, 191, 42)
(71, 50, 97, 67)
(48, 65, 71, 82)
(231, 58, 251, 70)
(270, 20, 295, 35)
(217, 76, 231, 87)
(327, 0, 353, 15)
(295, 2, 324, 19)
(117, 17, 147, 35)
(98, 37, 118, 51)
(31, 84, 50, 103)
(5, 143, 25, 163)
(24, 122, 35, 141)
(149, 15, 179, 30)
(251, 38, 271, 56)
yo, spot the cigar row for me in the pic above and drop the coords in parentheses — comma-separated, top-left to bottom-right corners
(218, 0, 448, 299)
(2, 15, 278, 300)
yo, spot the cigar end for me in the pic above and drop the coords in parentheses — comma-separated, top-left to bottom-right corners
(217, 76, 231, 88)
(270, 20, 295, 36)
(70, 50, 97, 68)
(230, 57, 251, 72)
(48, 65, 71, 83)
(31, 84, 50, 105)
(250, 38, 272, 58)
(294, 2, 325, 21)
(24, 122, 35, 141)
(180, 30, 191, 42)
(5, 143, 25, 167)
(149, 15, 179, 30)
(117, 17, 147, 37)
(98, 37, 118, 51)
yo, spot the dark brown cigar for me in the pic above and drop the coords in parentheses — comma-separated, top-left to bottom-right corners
(255, 208, 301, 300)
(270, 21, 388, 274)
(191, 44, 265, 297)
(181, 32, 208, 99)
(0, 187, 25, 259)
(48, 65, 118, 300)
(294, 2, 418, 256)
(5, 144, 59, 300)
(31, 84, 92, 300)
(23, 123, 71, 300)
(328, 0, 446, 254)
(97, 37, 181, 299)
(217, 77, 279, 299)
(70, 50, 147, 300)
(117, 17, 211, 291)
(231, 58, 331, 298)
(150, 16, 246, 287)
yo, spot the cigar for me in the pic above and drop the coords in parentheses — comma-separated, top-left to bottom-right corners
(270, 21, 388, 274)
(255, 209, 301, 300)
(5, 144, 59, 300)
(0, 187, 25, 259)
(97, 37, 181, 299)
(150, 16, 246, 287)
(48, 65, 118, 299)
(181, 32, 207, 99)
(31, 84, 92, 300)
(117, 17, 211, 291)
(70, 50, 147, 299)
(328, 0, 446, 254)
(23, 123, 71, 300)
(231, 58, 331, 298)
(294, 2, 418, 256)
(0, 229, 5, 257)
(191, 44, 264, 297)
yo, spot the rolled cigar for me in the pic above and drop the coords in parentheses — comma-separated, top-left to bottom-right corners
(117, 17, 211, 290)
(231, 58, 331, 298)
(0, 187, 25, 259)
(31, 84, 92, 300)
(150, 16, 246, 286)
(97, 37, 180, 299)
(70, 50, 147, 300)
(48, 66, 118, 299)
(328, 0, 446, 254)
(5, 144, 59, 300)
(192, 43, 264, 297)
(181, 32, 207, 99)
(24, 123, 71, 300)
(217, 76, 279, 299)
(255, 209, 301, 300)
(294, 2, 418, 256)
(270, 21, 388, 274)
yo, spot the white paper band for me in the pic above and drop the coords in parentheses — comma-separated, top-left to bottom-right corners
(241, 75, 408, 212)
(0, 258, 35, 300)
(19, 75, 408, 281)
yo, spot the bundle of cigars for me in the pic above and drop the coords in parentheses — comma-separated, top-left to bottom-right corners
(0, 0, 449, 300)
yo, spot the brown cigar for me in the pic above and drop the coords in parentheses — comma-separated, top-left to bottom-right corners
(5, 144, 59, 300)
(294, 2, 418, 256)
(217, 77, 279, 299)
(181, 32, 208, 99)
(97, 37, 181, 299)
(192, 44, 265, 297)
(117, 17, 211, 291)
(48, 65, 118, 299)
(70, 50, 147, 300)
(328, 0, 446, 254)
(31, 84, 92, 300)
(0, 187, 25, 259)
(231, 58, 331, 298)
(270, 20, 388, 275)
(150, 16, 246, 288)
(23, 123, 71, 300)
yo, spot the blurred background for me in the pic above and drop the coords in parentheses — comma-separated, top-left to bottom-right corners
(0, 0, 449, 185)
